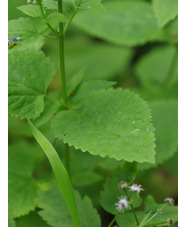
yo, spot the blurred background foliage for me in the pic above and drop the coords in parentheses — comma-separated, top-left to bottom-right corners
(8, 0, 178, 226)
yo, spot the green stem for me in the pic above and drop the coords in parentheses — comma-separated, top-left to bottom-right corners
(63, 9, 78, 35)
(37, 0, 58, 35)
(77, 0, 82, 7)
(124, 189, 139, 226)
(143, 203, 168, 226)
(63, 0, 82, 35)
(58, 0, 68, 106)
(107, 214, 117, 227)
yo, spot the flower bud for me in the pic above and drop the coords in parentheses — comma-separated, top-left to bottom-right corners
(167, 218, 174, 226)
(164, 197, 175, 206)
(118, 181, 128, 190)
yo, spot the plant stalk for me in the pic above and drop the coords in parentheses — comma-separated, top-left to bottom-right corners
(143, 203, 168, 226)
(107, 215, 117, 227)
(124, 189, 139, 226)
(58, 0, 68, 106)
(37, 0, 58, 35)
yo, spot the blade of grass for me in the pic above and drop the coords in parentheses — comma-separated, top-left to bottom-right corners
(28, 120, 81, 227)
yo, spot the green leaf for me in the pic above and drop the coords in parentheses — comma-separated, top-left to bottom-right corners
(33, 92, 61, 127)
(16, 211, 50, 227)
(8, 215, 16, 227)
(28, 121, 81, 227)
(46, 12, 67, 23)
(71, 171, 103, 187)
(8, 117, 32, 137)
(37, 184, 101, 227)
(42, 0, 58, 10)
(134, 46, 178, 91)
(116, 195, 178, 227)
(17, 5, 42, 17)
(138, 100, 178, 170)
(163, 152, 178, 176)
(98, 157, 124, 170)
(153, 0, 178, 27)
(78, 0, 104, 11)
(73, 1, 160, 46)
(71, 80, 116, 106)
(8, 49, 55, 119)
(65, 39, 133, 80)
(67, 69, 84, 97)
(42, 0, 75, 17)
(100, 162, 140, 215)
(52, 88, 156, 163)
(8, 17, 49, 43)
(8, 141, 38, 218)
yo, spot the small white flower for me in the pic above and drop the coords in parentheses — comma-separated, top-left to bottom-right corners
(27, 0, 32, 4)
(129, 184, 144, 195)
(33, 0, 37, 4)
(115, 196, 128, 212)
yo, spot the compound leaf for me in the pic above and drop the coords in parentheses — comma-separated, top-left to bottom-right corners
(73, 1, 160, 46)
(52, 88, 156, 163)
(153, 0, 178, 27)
(37, 184, 101, 227)
(8, 49, 55, 119)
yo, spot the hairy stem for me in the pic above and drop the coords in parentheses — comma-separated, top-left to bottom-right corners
(58, 0, 68, 106)
(124, 189, 139, 226)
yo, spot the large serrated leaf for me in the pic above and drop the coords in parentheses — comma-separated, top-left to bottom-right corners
(73, 1, 160, 46)
(37, 184, 101, 227)
(51, 88, 156, 163)
(8, 49, 55, 119)
(153, 0, 178, 27)
(8, 17, 49, 43)
(8, 141, 38, 218)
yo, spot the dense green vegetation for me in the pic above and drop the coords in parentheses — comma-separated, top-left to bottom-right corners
(8, 0, 178, 226)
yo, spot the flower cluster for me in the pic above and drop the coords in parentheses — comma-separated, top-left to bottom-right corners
(115, 181, 144, 213)
(115, 196, 128, 212)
